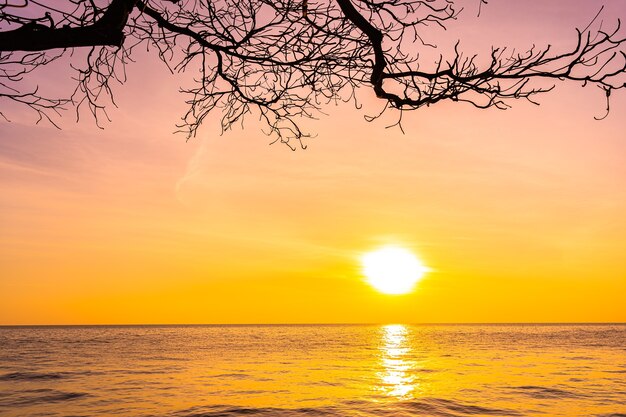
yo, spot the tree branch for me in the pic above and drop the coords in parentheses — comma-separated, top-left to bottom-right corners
(0, 0, 137, 51)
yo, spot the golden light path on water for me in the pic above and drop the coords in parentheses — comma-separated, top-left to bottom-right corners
(378, 324, 417, 399)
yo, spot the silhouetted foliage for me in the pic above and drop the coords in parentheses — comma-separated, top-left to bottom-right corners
(1, 0, 625, 147)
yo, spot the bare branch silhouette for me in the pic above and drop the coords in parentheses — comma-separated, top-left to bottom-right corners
(1, 0, 625, 147)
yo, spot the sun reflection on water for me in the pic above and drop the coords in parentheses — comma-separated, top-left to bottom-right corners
(378, 324, 417, 399)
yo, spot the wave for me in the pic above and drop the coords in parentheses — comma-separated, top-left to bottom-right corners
(0, 371, 66, 381)
(0, 370, 97, 381)
(511, 385, 580, 399)
(410, 368, 438, 374)
(399, 398, 522, 416)
(209, 373, 254, 380)
(0, 388, 88, 407)
(169, 406, 336, 417)
(168, 399, 521, 417)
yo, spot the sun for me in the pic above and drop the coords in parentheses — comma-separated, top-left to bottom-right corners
(360, 246, 428, 295)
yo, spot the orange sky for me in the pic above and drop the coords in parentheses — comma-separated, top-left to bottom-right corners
(0, 0, 625, 324)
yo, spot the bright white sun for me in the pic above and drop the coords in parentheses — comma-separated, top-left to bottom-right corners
(361, 246, 428, 295)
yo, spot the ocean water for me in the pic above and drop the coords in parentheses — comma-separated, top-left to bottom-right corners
(0, 324, 624, 417)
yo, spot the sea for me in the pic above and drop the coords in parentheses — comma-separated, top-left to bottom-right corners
(0, 324, 624, 416)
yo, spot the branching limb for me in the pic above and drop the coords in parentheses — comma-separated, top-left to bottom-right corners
(338, 0, 626, 129)
(0, 0, 624, 147)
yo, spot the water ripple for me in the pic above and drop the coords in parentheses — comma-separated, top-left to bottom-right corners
(0, 371, 66, 381)
(399, 398, 522, 416)
(168, 399, 522, 417)
(169, 405, 339, 417)
(0, 388, 89, 407)
(511, 385, 580, 399)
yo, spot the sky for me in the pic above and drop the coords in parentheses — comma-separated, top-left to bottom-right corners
(0, 0, 625, 324)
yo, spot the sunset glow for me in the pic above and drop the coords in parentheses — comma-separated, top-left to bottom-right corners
(0, 0, 625, 325)
(2, 0, 626, 416)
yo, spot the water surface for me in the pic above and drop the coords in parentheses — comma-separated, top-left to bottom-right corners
(0, 324, 625, 416)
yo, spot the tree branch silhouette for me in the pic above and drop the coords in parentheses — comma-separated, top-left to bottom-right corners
(1, 0, 625, 147)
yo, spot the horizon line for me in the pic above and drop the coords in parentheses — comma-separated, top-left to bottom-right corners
(1, 321, 625, 327)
